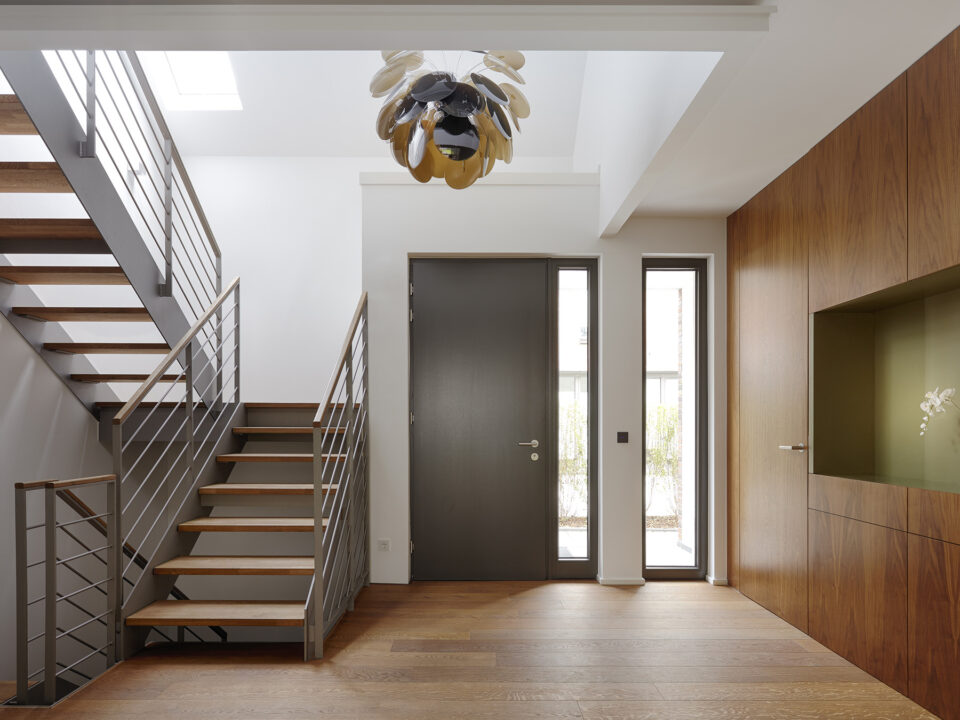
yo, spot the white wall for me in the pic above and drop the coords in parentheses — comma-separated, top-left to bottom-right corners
(361, 173, 726, 585)
(0, 313, 113, 682)
(182, 157, 369, 402)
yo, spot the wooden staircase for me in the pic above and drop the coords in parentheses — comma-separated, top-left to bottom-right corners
(0, 91, 175, 414)
(126, 403, 335, 633)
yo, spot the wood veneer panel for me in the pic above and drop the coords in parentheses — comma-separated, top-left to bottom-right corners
(808, 75, 908, 311)
(908, 534, 960, 719)
(737, 158, 809, 632)
(808, 475, 907, 530)
(807, 510, 908, 693)
(727, 212, 741, 589)
(908, 486, 960, 545)
(909, 27, 960, 279)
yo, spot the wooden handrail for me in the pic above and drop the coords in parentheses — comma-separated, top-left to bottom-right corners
(313, 292, 367, 428)
(45, 474, 115, 489)
(114, 276, 239, 425)
(14, 479, 53, 490)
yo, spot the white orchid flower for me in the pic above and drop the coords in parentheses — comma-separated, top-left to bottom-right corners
(920, 386, 960, 435)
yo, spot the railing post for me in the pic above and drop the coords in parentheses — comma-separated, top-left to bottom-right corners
(345, 342, 356, 611)
(186, 340, 196, 484)
(111, 423, 124, 656)
(361, 305, 371, 586)
(234, 285, 241, 403)
(312, 425, 325, 659)
(43, 487, 57, 705)
(104, 478, 117, 666)
(160, 137, 173, 297)
(79, 50, 96, 158)
(14, 486, 29, 704)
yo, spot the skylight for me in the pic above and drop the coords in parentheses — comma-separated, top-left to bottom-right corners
(138, 52, 242, 111)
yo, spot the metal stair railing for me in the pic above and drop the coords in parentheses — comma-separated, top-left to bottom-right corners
(305, 293, 370, 660)
(44, 49, 221, 321)
(13, 475, 118, 706)
(111, 277, 240, 645)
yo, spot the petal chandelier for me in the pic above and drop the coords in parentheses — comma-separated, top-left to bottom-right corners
(370, 50, 530, 189)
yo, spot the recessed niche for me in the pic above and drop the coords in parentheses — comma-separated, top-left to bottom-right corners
(811, 265, 960, 494)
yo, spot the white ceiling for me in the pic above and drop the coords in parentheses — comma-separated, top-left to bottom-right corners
(146, 51, 589, 159)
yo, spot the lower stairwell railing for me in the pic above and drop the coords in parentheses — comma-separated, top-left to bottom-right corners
(111, 277, 240, 651)
(13, 475, 118, 706)
(305, 293, 370, 660)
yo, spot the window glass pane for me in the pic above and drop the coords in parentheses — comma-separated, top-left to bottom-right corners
(558, 269, 589, 560)
(645, 269, 697, 567)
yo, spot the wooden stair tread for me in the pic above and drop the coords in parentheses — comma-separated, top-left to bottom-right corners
(244, 402, 320, 409)
(0, 219, 107, 254)
(0, 95, 37, 135)
(216, 453, 337, 463)
(199, 483, 337, 495)
(126, 600, 304, 627)
(71, 373, 183, 383)
(0, 266, 127, 285)
(233, 426, 316, 435)
(0, 162, 72, 193)
(178, 517, 324, 533)
(13, 307, 152, 322)
(45, 342, 169, 355)
(154, 556, 314, 576)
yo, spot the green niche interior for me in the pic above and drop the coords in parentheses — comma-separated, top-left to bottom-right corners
(811, 267, 960, 494)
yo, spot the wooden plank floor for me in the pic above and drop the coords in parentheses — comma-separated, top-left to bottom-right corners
(0, 582, 936, 719)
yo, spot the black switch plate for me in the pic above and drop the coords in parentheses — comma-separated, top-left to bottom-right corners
(617, 431, 629, 443)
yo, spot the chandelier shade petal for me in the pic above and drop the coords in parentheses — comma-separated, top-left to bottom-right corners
(488, 50, 526, 70)
(410, 71, 458, 102)
(395, 95, 426, 125)
(370, 62, 407, 97)
(488, 102, 513, 140)
(500, 82, 530, 119)
(438, 83, 484, 118)
(483, 54, 525, 84)
(470, 73, 509, 105)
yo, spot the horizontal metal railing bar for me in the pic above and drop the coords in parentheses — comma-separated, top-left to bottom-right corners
(124, 51, 221, 260)
(173, 229, 216, 298)
(55, 512, 112, 529)
(313, 293, 367, 428)
(120, 375, 189, 452)
(101, 52, 167, 177)
(56, 610, 111, 639)
(56, 578, 110, 604)
(115, 277, 239, 425)
(25, 522, 45, 531)
(46, 474, 116, 490)
(122, 429, 191, 507)
(55, 642, 112, 678)
(121, 397, 191, 477)
(56, 545, 111, 566)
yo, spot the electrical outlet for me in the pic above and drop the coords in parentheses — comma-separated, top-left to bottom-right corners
(377, 539, 391, 552)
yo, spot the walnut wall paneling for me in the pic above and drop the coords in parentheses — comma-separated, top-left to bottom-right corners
(808, 75, 908, 312)
(908, 27, 960, 279)
(808, 474, 907, 530)
(736, 159, 809, 631)
(908, 486, 960, 545)
(908, 534, 960, 720)
(807, 509, 908, 693)
(727, 212, 742, 589)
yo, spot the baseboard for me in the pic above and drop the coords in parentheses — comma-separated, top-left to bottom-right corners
(597, 575, 646, 586)
(706, 575, 728, 586)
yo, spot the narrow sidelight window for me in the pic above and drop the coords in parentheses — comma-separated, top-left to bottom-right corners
(643, 258, 707, 579)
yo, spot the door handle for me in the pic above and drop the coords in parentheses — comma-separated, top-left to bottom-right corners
(518, 439, 540, 448)
(778, 443, 807, 452)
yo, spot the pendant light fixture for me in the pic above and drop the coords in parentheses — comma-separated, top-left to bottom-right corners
(370, 50, 530, 189)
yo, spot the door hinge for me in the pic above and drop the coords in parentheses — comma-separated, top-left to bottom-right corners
(410, 540, 415, 554)
(409, 282, 414, 296)
(409, 412, 414, 425)
(409, 308, 414, 322)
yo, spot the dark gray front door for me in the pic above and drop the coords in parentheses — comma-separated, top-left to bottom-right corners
(410, 259, 548, 580)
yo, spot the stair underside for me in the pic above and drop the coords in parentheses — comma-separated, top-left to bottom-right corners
(0, 266, 128, 285)
(126, 600, 304, 627)
(178, 517, 323, 533)
(154, 556, 314, 576)
(233, 426, 317, 435)
(71, 373, 183, 383)
(0, 162, 72, 193)
(45, 342, 169, 355)
(199, 483, 336, 496)
(0, 95, 36, 135)
(13, 307, 152, 322)
(216, 453, 345, 463)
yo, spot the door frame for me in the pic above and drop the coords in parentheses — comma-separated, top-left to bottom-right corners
(407, 256, 599, 581)
(641, 257, 709, 580)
